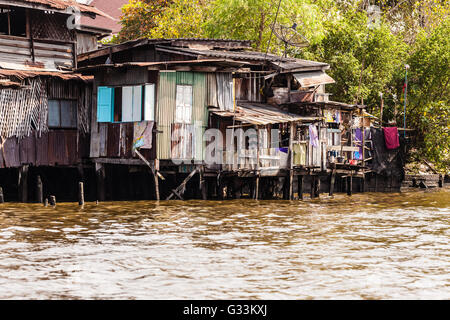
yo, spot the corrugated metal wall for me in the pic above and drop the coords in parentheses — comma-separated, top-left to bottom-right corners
(193, 72, 207, 161)
(156, 71, 176, 159)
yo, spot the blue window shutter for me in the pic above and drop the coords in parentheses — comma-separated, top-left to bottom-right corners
(97, 86, 114, 122)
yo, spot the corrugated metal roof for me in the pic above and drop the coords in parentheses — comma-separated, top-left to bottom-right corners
(0, 68, 92, 81)
(158, 46, 329, 70)
(213, 103, 322, 125)
(0, 0, 114, 19)
(293, 71, 335, 87)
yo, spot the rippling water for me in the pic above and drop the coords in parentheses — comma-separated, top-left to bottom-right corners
(0, 188, 449, 299)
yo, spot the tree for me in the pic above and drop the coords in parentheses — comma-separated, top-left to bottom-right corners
(148, 0, 210, 38)
(115, 0, 171, 42)
(404, 20, 450, 171)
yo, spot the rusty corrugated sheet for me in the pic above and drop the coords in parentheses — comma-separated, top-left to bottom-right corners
(156, 71, 176, 160)
(19, 135, 36, 165)
(0, 67, 92, 81)
(48, 131, 68, 165)
(3, 0, 114, 19)
(2, 137, 20, 168)
(36, 132, 49, 166)
(293, 71, 335, 88)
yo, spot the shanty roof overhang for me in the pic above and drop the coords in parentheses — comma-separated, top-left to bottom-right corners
(0, 0, 114, 19)
(76, 59, 252, 73)
(212, 103, 323, 126)
(293, 71, 335, 87)
(293, 101, 365, 110)
(0, 68, 92, 81)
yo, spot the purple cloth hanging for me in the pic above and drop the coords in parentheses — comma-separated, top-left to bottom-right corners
(354, 128, 363, 159)
(309, 124, 318, 148)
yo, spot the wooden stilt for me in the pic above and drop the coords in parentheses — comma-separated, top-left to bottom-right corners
(18, 165, 29, 203)
(0, 186, 4, 203)
(166, 169, 198, 200)
(310, 175, 315, 199)
(439, 175, 443, 188)
(199, 166, 207, 200)
(254, 175, 260, 200)
(78, 182, 85, 206)
(289, 122, 295, 200)
(36, 175, 43, 204)
(298, 175, 303, 200)
(329, 165, 336, 196)
(95, 162, 106, 202)
(49, 195, 56, 206)
(314, 176, 320, 198)
(347, 172, 353, 196)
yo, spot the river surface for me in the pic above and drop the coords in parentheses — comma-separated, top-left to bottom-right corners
(0, 188, 449, 299)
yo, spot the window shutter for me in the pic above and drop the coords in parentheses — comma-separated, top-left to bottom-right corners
(97, 87, 114, 122)
(132, 85, 142, 121)
(121, 86, 134, 122)
(144, 84, 155, 121)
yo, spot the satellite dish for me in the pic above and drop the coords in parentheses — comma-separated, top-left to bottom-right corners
(271, 22, 309, 57)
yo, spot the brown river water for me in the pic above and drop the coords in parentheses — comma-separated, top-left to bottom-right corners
(0, 188, 449, 299)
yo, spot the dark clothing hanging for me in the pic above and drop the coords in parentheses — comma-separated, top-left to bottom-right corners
(382, 127, 400, 150)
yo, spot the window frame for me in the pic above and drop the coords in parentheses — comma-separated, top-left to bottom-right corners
(0, 6, 28, 38)
(48, 99, 78, 129)
(175, 84, 193, 124)
(97, 83, 156, 124)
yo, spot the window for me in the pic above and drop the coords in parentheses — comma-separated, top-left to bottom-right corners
(175, 85, 192, 124)
(97, 84, 155, 123)
(0, 7, 27, 37)
(48, 100, 77, 128)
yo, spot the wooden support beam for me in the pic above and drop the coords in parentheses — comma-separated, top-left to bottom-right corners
(347, 171, 353, 196)
(310, 175, 315, 199)
(95, 162, 106, 202)
(18, 165, 29, 203)
(298, 175, 303, 200)
(166, 169, 198, 200)
(314, 176, 320, 198)
(36, 175, 43, 204)
(0, 187, 4, 203)
(199, 166, 207, 200)
(289, 122, 295, 200)
(78, 182, 85, 206)
(329, 166, 336, 196)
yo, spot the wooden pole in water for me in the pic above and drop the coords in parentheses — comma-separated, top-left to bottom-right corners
(0, 186, 4, 203)
(49, 195, 56, 206)
(78, 182, 85, 206)
(95, 162, 105, 202)
(199, 166, 207, 200)
(289, 122, 295, 200)
(315, 176, 320, 198)
(254, 126, 261, 200)
(298, 174, 303, 200)
(347, 171, 353, 196)
(310, 175, 315, 199)
(329, 164, 336, 196)
(18, 165, 29, 203)
(36, 175, 43, 204)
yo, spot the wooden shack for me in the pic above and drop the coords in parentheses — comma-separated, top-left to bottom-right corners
(0, 0, 110, 202)
(78, 38, 392, 201)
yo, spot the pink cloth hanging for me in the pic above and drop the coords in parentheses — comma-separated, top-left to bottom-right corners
(382, 127, 400, 150)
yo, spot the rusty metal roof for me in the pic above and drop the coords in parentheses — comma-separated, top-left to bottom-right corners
(212, 103, 322, 125)
(0, 0, 114, 19)
(293, 71, 335, 87)
(0, 69, 92, 81)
